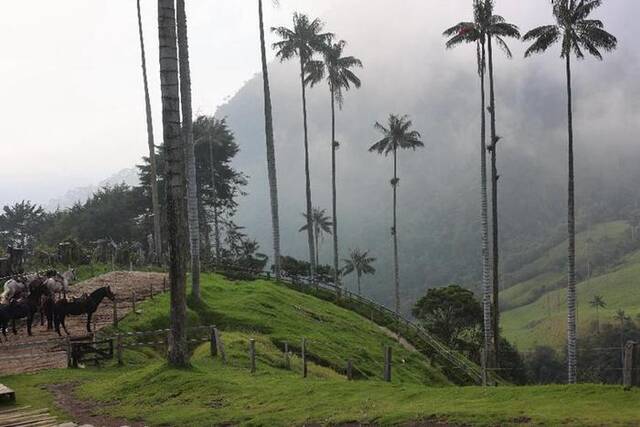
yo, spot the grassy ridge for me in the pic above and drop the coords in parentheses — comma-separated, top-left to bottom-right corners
(502, 250, 640, 349)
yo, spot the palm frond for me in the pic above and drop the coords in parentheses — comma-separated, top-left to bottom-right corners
(523, 25, 561, 57)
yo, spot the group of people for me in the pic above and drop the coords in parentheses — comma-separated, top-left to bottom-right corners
(0, 269, 77, 339)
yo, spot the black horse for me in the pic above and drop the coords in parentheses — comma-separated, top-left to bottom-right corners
(53, 286, 115, 336)
(0, 284, 47, 340)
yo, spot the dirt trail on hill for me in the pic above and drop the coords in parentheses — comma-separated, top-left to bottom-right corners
(0, 271, 167, 375)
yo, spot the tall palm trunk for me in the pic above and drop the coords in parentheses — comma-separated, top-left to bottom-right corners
(299, 55, 316, 281)
(479, 40, 494, 370)
(392, 145, 400, 318)
(157, 0, 187, 367)
(357, 273, 361, 295)
(330, 87, 340, 287)
(136, 0, 162, 264)
(176, 0, 200, 301)
(315, 224, 320, 268)
(258, 0, 281, 279)
(566, 54, 577, 384)
(208, 139, 221, 263)
(487, 35, 500, 365)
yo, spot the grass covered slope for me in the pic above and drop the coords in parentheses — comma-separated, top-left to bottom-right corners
(2, 273, 640, 425)
(5, 353, 640, 426)
(502, 249, 640, 349)
(502, 220, 632, 311)
(117, 273, 450, 384)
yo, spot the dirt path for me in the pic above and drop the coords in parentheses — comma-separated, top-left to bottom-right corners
(0, 271, 167, 375)
(48, 382, 145, 427)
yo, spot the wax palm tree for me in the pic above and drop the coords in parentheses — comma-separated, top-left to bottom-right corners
(443, 0, 493, 367)
(272, 13, 333, 282)
(482, 0, 520, 363)
(589, 295, 606, 334)
(342, 248, 376, 295)
(258, 0, 282, 279)
(176, 0, 201, 301)
(299, 207, 332, 268)
(524, 0, 617, 384)
(136, 0, 162, 264)
(369, 114, 424, 318)
(157, 0, 188, 367)
(305, 39, 362, 288)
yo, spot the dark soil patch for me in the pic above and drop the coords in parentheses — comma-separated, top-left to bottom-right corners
(48, 382, 145, 427)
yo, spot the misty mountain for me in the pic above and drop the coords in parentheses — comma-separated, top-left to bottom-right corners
(214, 0, 640, 313)
(46, 168, 140, 212)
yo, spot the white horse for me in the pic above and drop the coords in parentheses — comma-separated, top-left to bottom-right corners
(1, 276, 28, 304)
(43, 269, 77, 297)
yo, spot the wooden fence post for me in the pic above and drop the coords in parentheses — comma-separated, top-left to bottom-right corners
(210, 326, 217, 357)
(214, 328, 226, 364)
(66, 336, 72, 368)
(284, 342, 290, 370)
(149, 282, 154, 299)
(346, 360, 353, 381)
(302, 338, 307, 378)
(249, 338, 256, 373)
(116, 334, 123, 366)
(132, 291, 137, 314)
(623, 341, 639, 390)
(383, 345, 392, 382)
(112, 299, 118, 327)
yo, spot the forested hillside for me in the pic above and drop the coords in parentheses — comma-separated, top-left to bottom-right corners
(213, 0, 640, 313)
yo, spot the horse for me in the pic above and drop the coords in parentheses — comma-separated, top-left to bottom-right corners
(0, 276, 28, 304)
(43, 268, 77, 298)
(0, 284, 47, 340)
(53, 286, 115, 336)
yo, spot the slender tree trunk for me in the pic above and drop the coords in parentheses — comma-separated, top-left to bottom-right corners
(595, 306, 599, 334)
(299, 56, 316, 281)
(392, 146, 400, 318)
(357, 273, 361, 295)
(176, 0, 200, 301)
(315, 226, 320, 268)
(566, 54, 577, 385)
(258, 0, 281, 280)
(479, 40, 494, 370)
(330, 88, 340, 288)
(487, 35, 500, 365)
(157, 0, 187, 367)
(137, 0, 162, 264)
(208, 140, 221, 263)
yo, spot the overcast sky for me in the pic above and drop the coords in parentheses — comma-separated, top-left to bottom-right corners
(1, 0, 637, 207)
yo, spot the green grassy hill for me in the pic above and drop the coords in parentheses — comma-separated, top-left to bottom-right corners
(501, 220, 640, 350)
(3, 273, 640, 426)
(501, 220, 633, 311)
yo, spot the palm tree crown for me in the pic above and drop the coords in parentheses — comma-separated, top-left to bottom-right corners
(443, 0, 519, 51)
(369, 115, 424, 157)
(343, 248, 376, 295)
(343, 248, 376, 278)
(299, 207, 333, 237)
(306, 40, 363, 107)
(589, 295, 606, 309)
(272, 13, 333, 65)
(523, 0, 617, 59)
